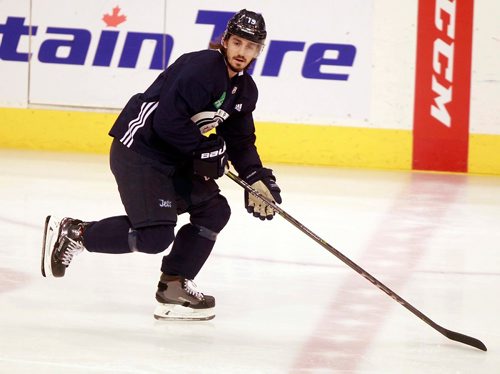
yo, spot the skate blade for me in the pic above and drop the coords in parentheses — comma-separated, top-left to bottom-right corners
(41, 215, 59, 277)
(153, 303, 215, 321)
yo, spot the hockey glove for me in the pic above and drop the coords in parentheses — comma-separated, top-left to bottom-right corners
(193, 134, 228, 179)
(243, 168, 282, 220)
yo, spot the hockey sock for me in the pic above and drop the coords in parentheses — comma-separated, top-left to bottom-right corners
(161, 224, 216, 279)
(83, 216, 131, 254)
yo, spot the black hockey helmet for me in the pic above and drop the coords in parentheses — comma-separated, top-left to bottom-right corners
(224, 9, 267, 45)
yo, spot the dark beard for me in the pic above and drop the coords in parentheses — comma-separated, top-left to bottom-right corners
(227, 60, 243, 73)
(219, 47, 254, 73)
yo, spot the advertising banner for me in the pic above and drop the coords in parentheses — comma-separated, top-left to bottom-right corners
(0, 0, 373, 124)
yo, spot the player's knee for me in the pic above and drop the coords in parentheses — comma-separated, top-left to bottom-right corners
(129, 225, 175, 254)
(192, 195, 231, 233)
(213, 195, 231, 231)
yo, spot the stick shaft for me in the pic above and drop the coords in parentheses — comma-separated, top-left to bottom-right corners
(226, 170, 486, 351)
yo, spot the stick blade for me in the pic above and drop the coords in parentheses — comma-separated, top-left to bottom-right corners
(442, 329, 487, 351)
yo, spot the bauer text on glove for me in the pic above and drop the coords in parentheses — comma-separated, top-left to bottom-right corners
(192, 134, 228, 179)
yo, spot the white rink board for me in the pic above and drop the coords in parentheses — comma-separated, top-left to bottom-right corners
(6, 0, 373, 123)
(470, 1, 500, 135)
(28, 0, 167, 109)
(0, 1, 498, 134)
(0, 0, 30, 107)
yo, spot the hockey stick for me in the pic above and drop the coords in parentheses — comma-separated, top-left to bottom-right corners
(226, 170, 487, 352)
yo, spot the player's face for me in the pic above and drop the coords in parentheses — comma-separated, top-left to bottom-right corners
(224, 35, 262, 74)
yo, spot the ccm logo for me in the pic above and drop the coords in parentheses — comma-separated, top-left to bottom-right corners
(431, 0, 456, 128)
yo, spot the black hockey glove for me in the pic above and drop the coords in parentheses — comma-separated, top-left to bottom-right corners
(243, 168, 282, 220)
(193, 134, 228, 179)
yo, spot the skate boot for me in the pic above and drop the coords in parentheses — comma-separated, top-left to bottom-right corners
(154, 274, 216, 321)
(41, 215, 90, 278)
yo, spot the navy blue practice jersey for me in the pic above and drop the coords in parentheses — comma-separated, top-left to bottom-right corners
(109, 49, 263, 176)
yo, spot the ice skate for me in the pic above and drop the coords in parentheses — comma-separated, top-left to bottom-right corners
(41, 216, 89, 278)
(154, 274, 215, 321)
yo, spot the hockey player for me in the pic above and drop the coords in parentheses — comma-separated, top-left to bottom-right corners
(41, 9, 281, 321)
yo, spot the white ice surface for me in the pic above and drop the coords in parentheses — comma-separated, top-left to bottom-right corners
(0, 149, 499, 373)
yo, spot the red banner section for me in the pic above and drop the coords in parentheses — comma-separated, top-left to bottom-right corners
(413, 0, 474, 172)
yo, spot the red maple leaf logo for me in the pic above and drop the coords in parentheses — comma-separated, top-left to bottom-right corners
(102, 6, 127, 27)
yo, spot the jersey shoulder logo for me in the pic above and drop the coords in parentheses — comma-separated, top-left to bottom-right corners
(213, 92, 226, 109)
